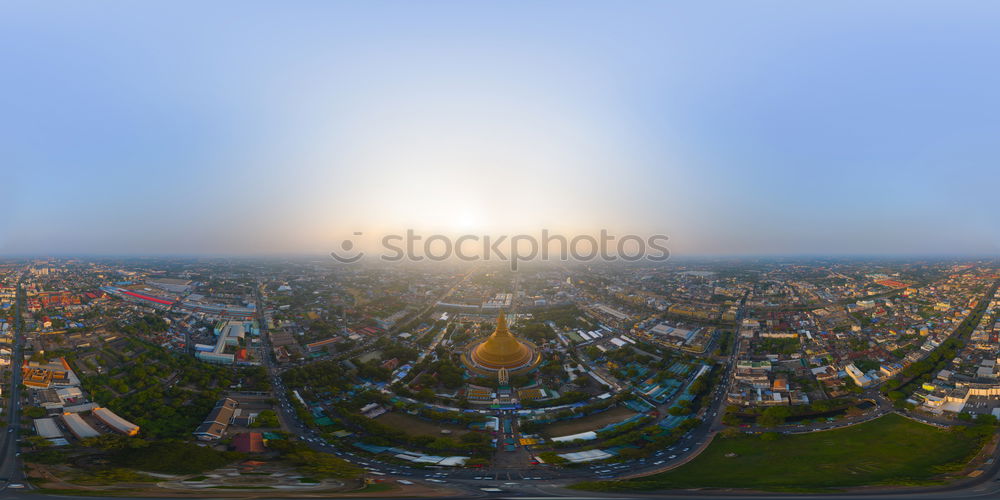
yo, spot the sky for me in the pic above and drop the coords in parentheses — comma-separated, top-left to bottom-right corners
(1, 1, 999, 257)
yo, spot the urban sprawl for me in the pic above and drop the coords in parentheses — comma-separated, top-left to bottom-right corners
(0, 258, 997, 494)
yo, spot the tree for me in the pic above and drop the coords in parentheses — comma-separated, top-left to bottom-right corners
(251, 409, 280, 428)
(687, 379, 707, 395)
(756, 406, 790, 427)
(668, 406, 691, 416)
(112, 441, 240, 475)
(975, 414, 999, 426)
(23, 406, 46, 419)
(24, 436, 52, 449)
(288, 450, 361, 479)
(721, 412, 740, 426)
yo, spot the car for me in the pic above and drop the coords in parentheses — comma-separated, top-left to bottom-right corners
(7, 484, 24, 489)
(682, 447, 690, 452)
(668, 455, 677, 459)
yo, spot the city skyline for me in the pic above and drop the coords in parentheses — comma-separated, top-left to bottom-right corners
(3, 2, 1000, 257)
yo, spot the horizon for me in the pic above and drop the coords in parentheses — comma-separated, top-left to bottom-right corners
(3, 251, 999, 261)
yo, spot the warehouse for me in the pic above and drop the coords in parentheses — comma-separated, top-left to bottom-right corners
(33, 417, 64, 439)
(61, 412, 100, 439)
(193, 397, 238, 440)
(93, 407, 140, 436)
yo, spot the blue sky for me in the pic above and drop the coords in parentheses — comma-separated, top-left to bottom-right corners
(2, 2, 998, 256)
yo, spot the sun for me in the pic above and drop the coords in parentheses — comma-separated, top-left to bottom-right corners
(453, 210, 486, 231)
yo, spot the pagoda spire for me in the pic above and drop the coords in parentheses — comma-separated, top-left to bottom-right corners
(496, 310, 509, 334)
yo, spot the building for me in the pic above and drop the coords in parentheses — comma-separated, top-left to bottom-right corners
(880, 363, 904, 377)
(146, 278, 193, 294)
(232, 432, 266, 453)
(61, 412, 100, 439)
(305, 337, 340, 353)
(193, 397, 238, 440)
(197, 322, 241, 365)
(22, 357, 79, 389)
(179, 301, 255, 321)
(37, 389, 64, 410)
(461, 312, 540, 375)
(33, 418, 64, 439)
(93, 407, 140, 436)
(845, 363, 874, 388)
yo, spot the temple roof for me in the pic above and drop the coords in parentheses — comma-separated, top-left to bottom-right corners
(470, 311, 534, 369)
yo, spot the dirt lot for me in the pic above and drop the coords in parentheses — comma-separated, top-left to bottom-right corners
(376, 412, 471, 437)
(544, 406, 637, 436)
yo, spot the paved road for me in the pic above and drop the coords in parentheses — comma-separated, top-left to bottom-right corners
(0, 279, 26, 488)
(394, 266, 477, 336)
(1, 276, 993, 498)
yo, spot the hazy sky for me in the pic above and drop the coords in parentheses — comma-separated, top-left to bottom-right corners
(2, 2, 999, 256)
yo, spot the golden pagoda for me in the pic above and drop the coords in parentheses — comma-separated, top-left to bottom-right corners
(462, 311, 539, 375)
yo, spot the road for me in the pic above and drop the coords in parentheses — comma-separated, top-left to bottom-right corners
(0, 278, 26, 489)
(619, 278, 995, 480)
(610, 294, 750, 480)
(1, 274, 991, 497)
(185, 274, 1000, 498)
(393, 266, 478, 335)
(253, 281, 310, 437)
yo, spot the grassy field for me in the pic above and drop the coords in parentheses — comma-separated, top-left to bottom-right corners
(375, 412, 470, 437)
(545, 406, 637, 436)
(575, 414, 988, 492)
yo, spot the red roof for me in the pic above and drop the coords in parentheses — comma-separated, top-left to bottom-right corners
(120, 290, 174, 305)
(232, 432, 265, 453)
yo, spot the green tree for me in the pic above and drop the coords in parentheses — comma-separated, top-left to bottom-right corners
(23, 406, 46, 419)
(251, 409, 280, 428)
(756, 406, 791, 427)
